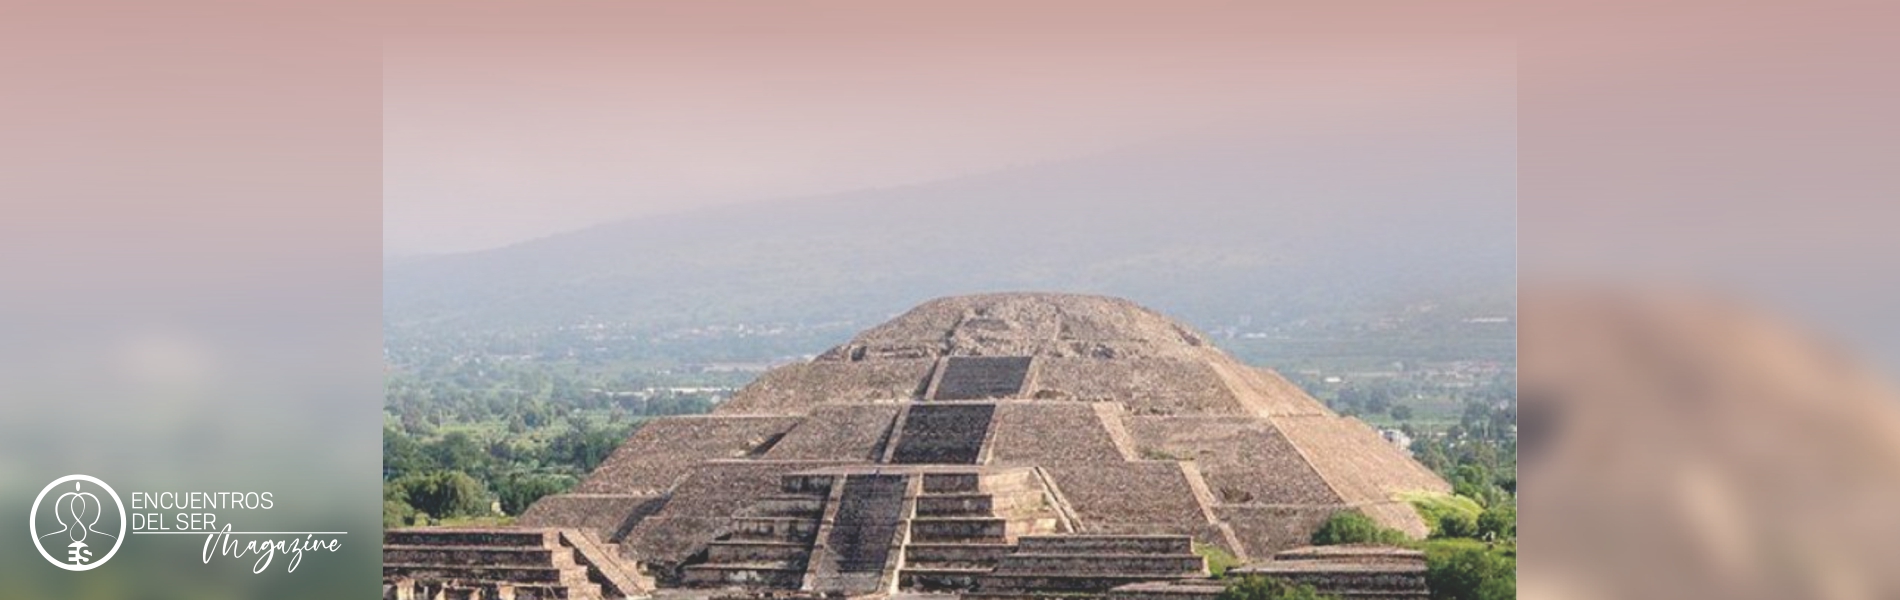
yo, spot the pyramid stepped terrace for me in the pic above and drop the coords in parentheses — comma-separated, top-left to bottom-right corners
(384, 293, 1449, 598)
(382, 528, 651, 599)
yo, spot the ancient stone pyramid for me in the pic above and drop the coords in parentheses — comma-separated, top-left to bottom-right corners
(505, 292, 1448, 596)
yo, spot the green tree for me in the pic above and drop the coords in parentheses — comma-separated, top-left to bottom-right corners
(545, 422, 632, 472)
(1422, 539, 1515, 600)
(427, 432, 490, 475)
(394, 470, 492, 519)
(1432, 510, 1479, 539)
(1412, 439, 1451, 473)
(1476, 505, 1515, 541)
(383, 500, 417, 529)
(382, 481, 419, 528)
(496, 473, 576, 516)
(1404, 492, 1484, 539)
(383, 426, 433, 479)
(1311, 510, 1409, 546)
(1218, 576, 1337, 600)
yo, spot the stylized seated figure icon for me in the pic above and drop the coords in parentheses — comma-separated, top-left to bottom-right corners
(41, 482, 111, 565)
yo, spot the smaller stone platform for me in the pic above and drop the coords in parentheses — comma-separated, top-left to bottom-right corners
(1228, 545, 1428, 600)
(965, 534, 1208, 599)
(384, 528, 652, 600)
(1107, 579, 1230, 600)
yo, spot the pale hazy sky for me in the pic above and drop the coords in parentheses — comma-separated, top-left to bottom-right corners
(384, 2, 1512, 254)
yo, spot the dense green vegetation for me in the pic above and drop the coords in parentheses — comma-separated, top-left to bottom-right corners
(1421, 539, 1516, 600)
(1303, 506, 1514, 600)
(1402, 492, 1485, 539)
(1310, 510, 1410, 546)
(1217, 576, 1338, 600)
(1196, 542, 1243, 578)
(381, 354, 734, 527)
(384, 353, 749, 433)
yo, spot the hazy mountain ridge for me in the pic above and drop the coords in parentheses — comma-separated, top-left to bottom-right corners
(385, 131, 1515, 338)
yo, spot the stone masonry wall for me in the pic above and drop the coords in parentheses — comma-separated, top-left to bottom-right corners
(763, 404, 899, 461)
(1129, 416, 1341, 506)
(988, 402, 1134, 464)
(576, 416, 803, 495)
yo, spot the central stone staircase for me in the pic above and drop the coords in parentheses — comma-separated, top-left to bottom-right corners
(931, 356, 1036, 400)
(899, 468, 1062, 591)
(888, 403, 997, 464)
(680, 472, 833, 590)
(816, 473, 911, 592)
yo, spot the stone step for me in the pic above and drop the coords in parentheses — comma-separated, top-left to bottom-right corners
(384, 529, 557, 548)
(964, 592, 1105, 600)
(382, 545, 573, 568)
(991, 482, 1055, 501)
(509, 585, 604, 600)
(978, 572, 1200, 594)
(383, 564, 593, 588)
(898, 566, 990, 591)
(680, 563, 806, 589)
(909, 516, 1055, 543)
(778, 473, 838, 496)
(382, 580, 603, 600)
(914, 491, 1039, 517)
(1015, 535, 1193, 555)
(1106, 580, 1229, 600)
(989, 553, 1205, 576)
(727, 517, 820, 542)
(555, 531, 652, 599)
(826, 474, 909, 574)
(1299, 591, 1430, 600)
(741, 494, 828, 517)
(705, 540, 811, 566)
(920, 469, 1037, 494)
(909, 516, 1008, 542)
(902, 542, 1015, 567)
(1240, 570, 1429, 591)
(1270, 546, 1427, 563)
(921, 472, 984, 493)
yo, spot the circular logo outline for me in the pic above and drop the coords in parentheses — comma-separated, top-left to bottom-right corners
(30, 474, 126, 571)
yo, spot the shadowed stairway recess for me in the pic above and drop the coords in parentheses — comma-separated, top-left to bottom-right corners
(890, 403, 996, 465)
(933, 356, 1034, 400)
(827, 474, 909, 574)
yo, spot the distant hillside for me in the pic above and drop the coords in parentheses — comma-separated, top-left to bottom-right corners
(384, 130, 1515, 341)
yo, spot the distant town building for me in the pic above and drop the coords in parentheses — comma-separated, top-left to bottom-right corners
(1381, 428, 1415, 455)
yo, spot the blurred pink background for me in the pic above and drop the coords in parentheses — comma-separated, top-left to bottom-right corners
(1521, 0, 1900, 598)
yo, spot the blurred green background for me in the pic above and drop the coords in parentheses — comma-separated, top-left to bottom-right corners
(0, 322, 380, 599)
(0, 2, 382, 597)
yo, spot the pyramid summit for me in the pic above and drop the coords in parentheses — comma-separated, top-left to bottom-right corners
(384, 293, 1450, 598)
(725, 293, 1339, 417)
